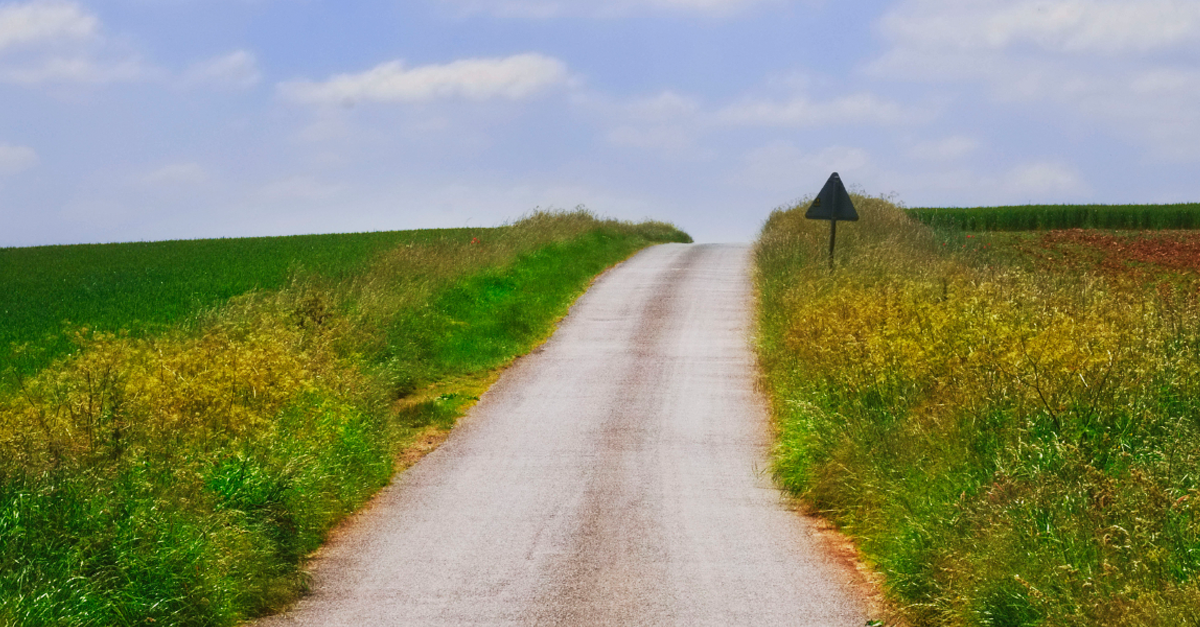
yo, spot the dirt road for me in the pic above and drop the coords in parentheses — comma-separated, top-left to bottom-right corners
(257, 243, 870, 626)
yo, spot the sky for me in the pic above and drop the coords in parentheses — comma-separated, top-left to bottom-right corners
(2, 0, 1199, 246)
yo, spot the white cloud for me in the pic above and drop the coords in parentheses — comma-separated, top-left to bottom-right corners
(0, 0, 95, 50)
(909, 136, 979, 160)
(280, 53, 570, 106)
(607, 125, 695, 153)
(139, 163, 209, 187)
(598, 91, 708, 156)
(890, 159, 1090, 203)
(180, 50, 260, 89)
(257, 176, 343, 202)
(1004, 161, 1089, 196)
(0, 0, 153, 84)
(443, 0, 781, 18)
(0, 143, 37, 174)
(717, 92, 918, 127)
(584, 87, 914, 162)
(0, 55, 148, 83)
(875, 0, 1200, 83)
(871, 162, 1095, 207)
(623, 91, 701, 121)
(734, 141, 870, 191)
(1131, 67, 1200, 95)
(873, 0, 1200, 159)
(880, 0, 1200, 56)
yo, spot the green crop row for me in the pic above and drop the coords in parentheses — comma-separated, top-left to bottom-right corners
(907, 203, 1200, 231)
(0, 211, 691, 626)
(1, 229, 479, 379)
(756, 197, 1200, 626)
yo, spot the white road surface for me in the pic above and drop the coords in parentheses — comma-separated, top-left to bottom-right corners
(256, 243, 870, 626)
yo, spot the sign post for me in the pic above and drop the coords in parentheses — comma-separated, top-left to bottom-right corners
(804, 172, 858, 269)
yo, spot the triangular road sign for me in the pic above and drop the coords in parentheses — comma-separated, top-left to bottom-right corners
(805, 172, 858, 221)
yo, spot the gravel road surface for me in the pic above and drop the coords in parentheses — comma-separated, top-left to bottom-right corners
(257, 243, 870, 626)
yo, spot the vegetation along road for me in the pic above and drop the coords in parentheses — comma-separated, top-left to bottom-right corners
(0, 213, 693, 625)
(256, 243, 871, 626)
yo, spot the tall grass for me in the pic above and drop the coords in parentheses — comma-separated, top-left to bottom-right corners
(907, 203, 1200, 231)
(756, 197, 1200, 626)
(0, 210, 691, 626)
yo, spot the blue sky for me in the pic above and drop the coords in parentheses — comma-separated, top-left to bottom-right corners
(2, 0, 1198, 246)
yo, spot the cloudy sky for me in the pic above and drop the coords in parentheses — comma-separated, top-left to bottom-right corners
(2, 0, 1198, 246)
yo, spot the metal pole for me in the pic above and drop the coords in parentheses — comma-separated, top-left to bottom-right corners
(828, 219, 837, 270)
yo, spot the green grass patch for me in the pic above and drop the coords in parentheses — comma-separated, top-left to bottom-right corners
(1, 229, 482, 378)
(0, 211, 691, 626)
(907, 203, 1200, 231)
(377, 229, 650, 392)
(756, 196, 1200, 626)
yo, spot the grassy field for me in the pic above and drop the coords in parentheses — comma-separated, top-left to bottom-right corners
(907, 203, 1200, 231)
(1, 229, 479, 379)
(755, 198, 1200, 626)
(0, 211, 690, 626)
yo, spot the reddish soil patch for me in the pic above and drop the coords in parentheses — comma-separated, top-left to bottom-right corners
(1038, 229, 1200, 275)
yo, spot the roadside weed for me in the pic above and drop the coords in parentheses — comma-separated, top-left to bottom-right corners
(0, 210, 691, 625)
(756, 196, 1200, 626)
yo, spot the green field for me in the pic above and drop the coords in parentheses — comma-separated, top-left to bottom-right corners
(0, 229, 480, 378)
(906, 203, 1200, 231)
(756, 197, 1200, 626)
(0, 212, 691, 626)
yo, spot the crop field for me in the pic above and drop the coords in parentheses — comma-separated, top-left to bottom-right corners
(987, 229, 1200, 276)
(0, 229, 480, 379)
(906, 203, 1200, 231)
(0, 211, 691, 626)
(756, 199, 1200, 626)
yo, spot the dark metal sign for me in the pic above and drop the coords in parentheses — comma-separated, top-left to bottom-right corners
(805, 172, 857, 269)
(805, 172, 858, 221)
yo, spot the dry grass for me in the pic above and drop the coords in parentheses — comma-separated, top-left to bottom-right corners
(756, 196, 1200, 626)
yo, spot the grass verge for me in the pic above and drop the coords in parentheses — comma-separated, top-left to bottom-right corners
(755, 196, 1200, 626)
(0, 210, 690, 626)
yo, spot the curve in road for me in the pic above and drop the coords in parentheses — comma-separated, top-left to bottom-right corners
(256, 243, 870, 626)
